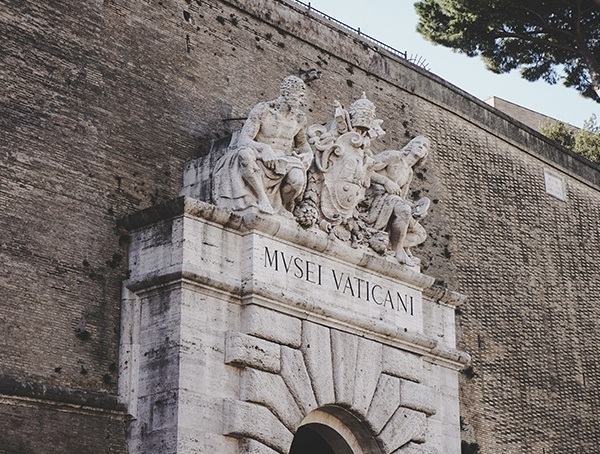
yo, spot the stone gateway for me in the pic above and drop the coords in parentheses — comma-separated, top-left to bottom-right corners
(3, 0, 598, 452)
(120, 198, 468, 454)
(120, 78, 470, 453)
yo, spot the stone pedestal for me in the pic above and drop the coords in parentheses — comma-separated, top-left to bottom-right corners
(119, 197, 469, 454)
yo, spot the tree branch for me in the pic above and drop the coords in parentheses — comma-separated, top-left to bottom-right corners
(516, 5, 579, 40)
(574, 0, 582, 38)
(493, 29, 579, 54)
(517, 5, 550, 28)
(495, 26, 600, 98)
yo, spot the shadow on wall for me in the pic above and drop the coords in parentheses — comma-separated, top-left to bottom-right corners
(462, 441, 480, 453)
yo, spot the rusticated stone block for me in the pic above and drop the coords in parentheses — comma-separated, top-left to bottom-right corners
(399, 380, 437, 416)
(225, 331, 280, 373)
(242, 305, 302, 348)
(382, 345, 423, 383)
(300, 321, 335, 407)
(367, 374, 401, 434)
(280, 346, 318, 416)
(378, 407, 427, 453)
(223, 399, 293, 454)
(331, 329, 359, 406)
(353, 337, 383, 417)
(240, 368, 304, 432)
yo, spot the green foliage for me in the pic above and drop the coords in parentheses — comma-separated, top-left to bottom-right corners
(414, 0, 600, 101)
(574, 114, 600, 162)
(540, 120, 576, 149)
(540, 114, 600, 163)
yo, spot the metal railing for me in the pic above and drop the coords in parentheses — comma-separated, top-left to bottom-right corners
(289, 0, 409, 61)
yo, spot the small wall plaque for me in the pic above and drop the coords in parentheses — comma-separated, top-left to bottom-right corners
(544, 169, 567, 201)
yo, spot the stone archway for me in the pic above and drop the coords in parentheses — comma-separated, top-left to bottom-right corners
(289, 407, 382, 454)
(290, 425, 346, 454)
(223, 314, 438, 453)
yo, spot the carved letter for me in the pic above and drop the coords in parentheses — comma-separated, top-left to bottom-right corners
(264, 247, 278, 270)
(332, 270, 344, 290)
(293, 256, 304, 279)
(371, 284, 383, 305)
(280, 251, 292, 273)
(343, 277, 355, 297)
(384, 290, 394, 310)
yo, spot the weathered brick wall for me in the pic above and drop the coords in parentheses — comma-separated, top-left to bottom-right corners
(1, 0, 598, 452)
(0, 399, 126, 454)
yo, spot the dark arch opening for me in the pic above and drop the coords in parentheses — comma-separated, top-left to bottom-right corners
(289, 423, 353, 454)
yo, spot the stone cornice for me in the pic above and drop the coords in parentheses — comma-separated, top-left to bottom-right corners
(0, 375, 127, 415)
(121, 196, 441, 291)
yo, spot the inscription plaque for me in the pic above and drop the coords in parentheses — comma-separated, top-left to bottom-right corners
(244, 234, 424, 333)
(544, 169, 567, 201)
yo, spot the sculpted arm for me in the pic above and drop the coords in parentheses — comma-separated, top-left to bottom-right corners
(237, 103, 263, 146)
(294, 115, 314, 168)
(237, 103, 276, 167)
(399, 174, 412, 198)
(370, 150, 404, 194)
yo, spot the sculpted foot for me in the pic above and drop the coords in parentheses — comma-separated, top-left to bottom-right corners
(257, 201, 275, 214)
(396, 250, 416, 267)
(277, 209, 295, 219)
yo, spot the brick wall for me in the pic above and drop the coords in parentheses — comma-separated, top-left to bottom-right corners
(1, 0, 598, 451)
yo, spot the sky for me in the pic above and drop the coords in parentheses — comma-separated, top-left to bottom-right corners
(304, 0, 599, 128)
